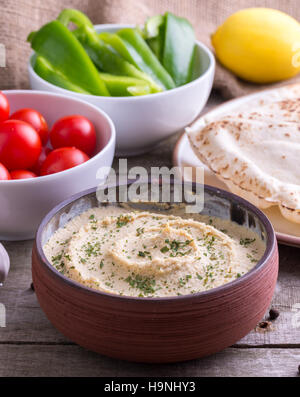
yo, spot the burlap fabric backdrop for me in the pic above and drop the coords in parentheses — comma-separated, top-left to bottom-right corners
(0, 0, 299, 98)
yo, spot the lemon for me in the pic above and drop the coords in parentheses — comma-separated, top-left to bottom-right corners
(212, 8, 300, 83)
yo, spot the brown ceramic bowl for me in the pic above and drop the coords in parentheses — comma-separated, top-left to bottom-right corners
(32, 181, 278, 363)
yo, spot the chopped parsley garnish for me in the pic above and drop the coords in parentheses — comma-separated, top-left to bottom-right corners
(179, 274, 192, 287)
(160, 246, 169, 253)
(51, 253, 63, 265)
(206, 235, 215, 251)
(84, 241, 101, 257)
(138, 250, 152, 259)
(125, 274, 156, 295)
(160, 239, 193, 257)
(196, 273, 203, 280)
(116, 215, 131, 228)
(240, 237, 256, 246)
(136, 227, 144, 236)
(51, 252, 65, 272)
(247, 253, 258, 263)
(89, 214, 98, 230)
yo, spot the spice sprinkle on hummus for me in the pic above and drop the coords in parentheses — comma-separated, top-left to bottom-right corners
(43, 206, 265, 297)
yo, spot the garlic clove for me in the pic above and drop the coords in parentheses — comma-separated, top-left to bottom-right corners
(0, 243, 10, 285)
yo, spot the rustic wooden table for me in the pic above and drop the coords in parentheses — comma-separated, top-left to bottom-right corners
(1, 94, 300, 377)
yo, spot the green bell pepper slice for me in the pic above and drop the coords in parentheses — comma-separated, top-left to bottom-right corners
(73, 26, 161, 94)
(57, 9, 161, 94)
(27, 20, 110, 96)
(33, 55, 92, 94)
(99, 29, 176, 90)
(57, 8, 94, 30)
(143, 12, 196, 86)
(162, 12, 195, 86)
(99, 73, 151, 96)
(143, 15, 165, 61)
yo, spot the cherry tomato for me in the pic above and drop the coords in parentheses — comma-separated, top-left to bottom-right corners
(40, 147, 89, 176)
(50, 115, 97, 156)
(0, 92, 9, 123)
(10, 108, 49, 145)
(0, 120, 42, 170)
(31, 147, 52, 175)
(10, 170, 37, 180)
(0, 162, 10, 180)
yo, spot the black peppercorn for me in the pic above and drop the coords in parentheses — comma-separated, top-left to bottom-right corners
(269, 308, 280, 321)
(259, 321, 269, 329)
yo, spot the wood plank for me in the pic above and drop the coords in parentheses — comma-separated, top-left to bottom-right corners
(238, 244, 300, 346)
(0, 345, 299, 377)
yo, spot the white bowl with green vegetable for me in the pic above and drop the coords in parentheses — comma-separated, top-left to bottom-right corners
(28, 9, 215, 156)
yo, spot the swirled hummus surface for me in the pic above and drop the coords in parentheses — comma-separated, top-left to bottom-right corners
(43, 206, 265, 297)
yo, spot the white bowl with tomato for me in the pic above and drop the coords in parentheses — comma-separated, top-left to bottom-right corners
(0, 90, 115, 240)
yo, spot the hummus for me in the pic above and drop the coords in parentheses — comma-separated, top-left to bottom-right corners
(43, 206, 265, 297)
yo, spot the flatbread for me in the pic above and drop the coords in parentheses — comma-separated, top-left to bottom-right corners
(187, 84, 300, 224)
